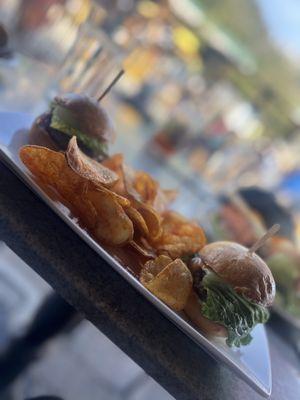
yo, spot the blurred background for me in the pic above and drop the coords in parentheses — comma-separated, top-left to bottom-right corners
(0, 0, 299, 399)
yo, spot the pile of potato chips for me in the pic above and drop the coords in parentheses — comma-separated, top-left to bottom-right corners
(140, 255, 193, 311)
(20, 136, 207, 311)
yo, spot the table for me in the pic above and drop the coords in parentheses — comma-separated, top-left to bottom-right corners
(0, 160, 299, 400)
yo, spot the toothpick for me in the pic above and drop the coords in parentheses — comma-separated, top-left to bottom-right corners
(248, 224, 280, 254)
(97, 69, 125, 102)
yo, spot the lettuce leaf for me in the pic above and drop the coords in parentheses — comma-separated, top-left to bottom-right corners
(201, 271, 269, 347)
(50, 106, 108, 156)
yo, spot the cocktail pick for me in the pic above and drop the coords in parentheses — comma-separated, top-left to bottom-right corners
(248, 223, 280, 254)
(97, 69, 125, 102)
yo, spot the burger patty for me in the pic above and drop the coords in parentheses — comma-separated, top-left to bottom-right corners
(193, 269, 208, 301)
(188, 256, 208, 301)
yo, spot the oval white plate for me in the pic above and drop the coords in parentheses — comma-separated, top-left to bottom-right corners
(0, 112, 272, 397)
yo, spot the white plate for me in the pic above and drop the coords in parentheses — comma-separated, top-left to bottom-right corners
(0, 112, 272, 397)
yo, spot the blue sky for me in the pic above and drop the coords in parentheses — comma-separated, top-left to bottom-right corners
(256, 0, 300, 60)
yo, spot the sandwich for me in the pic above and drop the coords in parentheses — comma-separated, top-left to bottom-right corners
(29, 93, 114, 160)
(184, 241, 275, 346)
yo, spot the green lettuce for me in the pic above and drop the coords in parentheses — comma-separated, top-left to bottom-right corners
(50, 105, 108, 156)
(201, 271, 269, 347)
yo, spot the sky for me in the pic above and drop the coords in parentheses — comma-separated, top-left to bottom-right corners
(255, 0, 300, 62)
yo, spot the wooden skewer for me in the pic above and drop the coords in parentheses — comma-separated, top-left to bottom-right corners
(97, 69, 125, 102)
(248, 223, 280, 254)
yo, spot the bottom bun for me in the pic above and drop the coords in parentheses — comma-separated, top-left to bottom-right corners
(184, 291, 227, 338)
(29, 114, 59, 150)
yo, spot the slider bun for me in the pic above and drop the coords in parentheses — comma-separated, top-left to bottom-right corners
(29, 113, 59, 150)
(184, 291, 227, 338)
(54, 93, 114, 143)
(200, 241, 275, 307)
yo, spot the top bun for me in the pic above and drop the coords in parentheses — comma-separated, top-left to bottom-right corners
(53, 93, 114, 143)
(200, 241, 275, 307)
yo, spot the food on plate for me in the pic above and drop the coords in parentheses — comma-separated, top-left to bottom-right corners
(266, 239, 300, 318)
(213, 188, 299, 321)
(184, 242, 274, 347)
(29, 93, 114, 159)
(139, 238, 275, 346)
(20, 93, 276, 348)
(122, 164, 177, 213)
(66, 136, 118, 188)
(140, 255, 192, 311)
(19, 144, 133, 246)
(125, 206, 150, 237)
(130, 239, 156, 259)
(102, 155, 177, 214)
(152, 210, 206, 258)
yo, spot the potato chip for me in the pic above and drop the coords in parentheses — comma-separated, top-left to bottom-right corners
(102, 153, 124, 174)
(134, 170, 158, 204)
(86, 188, 133, 245)
(66, 136, 118, 188)
(125, 206, 149, 237)
(141, 255, 172, 276)
(137, 203, 162, 240)
(102, 153, 126, 195)
(152, 211, 206, 258)
(20, 145, 98, 228)
(71, 190, 133, 246)
(20, 145, 82, 199)
(122, 163, 176, 212)
(20, 145, 127, 204)
(140, 256, 192, 311)
(130, 240, 156, 258)
(100, 186, 131, 208)
(74, 196, 98, 229)
(117, 166, 160, 234)
(103, 155, 176, 234)
(20, 145, 133, 246)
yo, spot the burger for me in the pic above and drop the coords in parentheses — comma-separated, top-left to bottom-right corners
(29, 93, 114, 160)
(184, 241, 275, 347)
